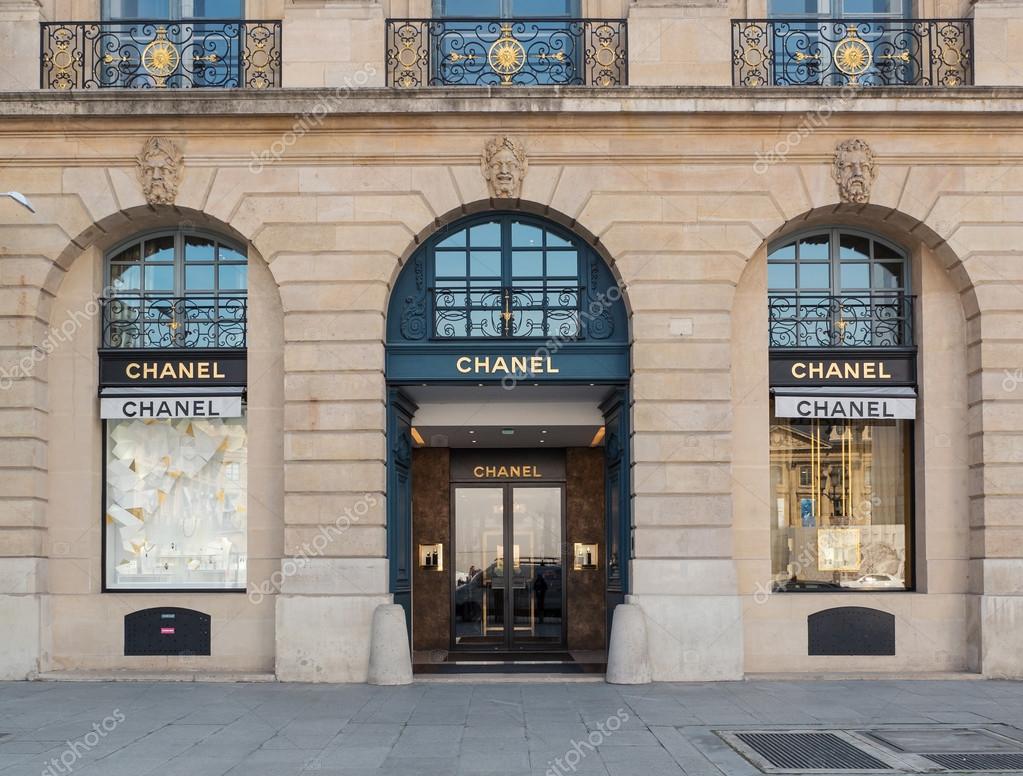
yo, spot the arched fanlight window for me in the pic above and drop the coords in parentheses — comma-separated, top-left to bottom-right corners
(767, 228, 912, 348)
(394, 213, 622, 341)
(103, 230, 247, 349)
(433, 216, 580, 338)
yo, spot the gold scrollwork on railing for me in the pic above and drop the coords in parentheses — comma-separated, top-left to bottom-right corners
(385, 17, 627, 87)
(732, 18, 972, 87)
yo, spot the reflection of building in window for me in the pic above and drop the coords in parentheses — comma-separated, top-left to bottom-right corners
(769, 410, 911, 590)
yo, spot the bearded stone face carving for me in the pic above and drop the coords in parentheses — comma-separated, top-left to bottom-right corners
(481, 136, 527, 199)
(137, 136, 183, 206)
(832, 138, 877, 205)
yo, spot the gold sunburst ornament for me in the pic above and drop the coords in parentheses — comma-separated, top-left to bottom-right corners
(488, 24, 526, 84)
(833, 26, 872, 78)
(142, 28, 180, 86)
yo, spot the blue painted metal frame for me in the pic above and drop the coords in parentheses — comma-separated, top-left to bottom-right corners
(386, 211, 628, 384)
(385, 211, 631, 639)
(386, 388, 417, 633)
(600, 388, 631, 630)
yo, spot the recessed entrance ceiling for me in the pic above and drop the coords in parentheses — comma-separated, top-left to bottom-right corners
(407, 384, 610, 448)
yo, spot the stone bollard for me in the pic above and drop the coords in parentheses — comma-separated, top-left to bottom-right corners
(367, 604, 413, 686)
(605, 603, 652, 684)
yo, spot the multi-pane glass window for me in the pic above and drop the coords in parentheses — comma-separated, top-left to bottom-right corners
(103, 229, 248, 591)
(765, 0, 911, 86)
(767, 229, 911, 348)
(432, 217, 582, 339)
(432, 0, 582, 86)
(768, 0, 906, 17)
(105, 230, 247, 349)
(101, 0, 245, 88)
(103, 0, 243, 19)
(770, 412, 912, 591)
(105, 416, 248, 590)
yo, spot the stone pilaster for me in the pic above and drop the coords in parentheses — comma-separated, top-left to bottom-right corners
(0, 221, 51, 678)
(972, 0, 1023, 86)
(281, 0, 385, 87)
(627, 0, 735, 86)
(0, 0, 42, 91)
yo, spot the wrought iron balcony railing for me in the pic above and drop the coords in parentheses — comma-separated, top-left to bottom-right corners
(432, 286, 584, 339)
(386, 18, 627, 87)
(101, 296, 246, 349)
(768, 293, 915, 348)
(732, 19, 972, 87)
(41, 20, 281, 89)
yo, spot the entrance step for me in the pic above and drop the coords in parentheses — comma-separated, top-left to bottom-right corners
(413, 650, 606, 676)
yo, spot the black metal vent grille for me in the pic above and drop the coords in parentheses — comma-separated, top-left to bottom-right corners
(735, 732, 892, 771)
(923, 753, 1023, 771)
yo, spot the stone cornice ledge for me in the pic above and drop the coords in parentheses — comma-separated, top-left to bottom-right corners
(2, 86, 1023, 117)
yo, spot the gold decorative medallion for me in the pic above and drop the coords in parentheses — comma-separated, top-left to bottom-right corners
(833, 26, 872, 78)
(488, 24, 526, 83)
(141, 27, 180, 86)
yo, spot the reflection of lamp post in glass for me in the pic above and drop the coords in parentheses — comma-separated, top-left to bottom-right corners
(1, 192, 35, 213)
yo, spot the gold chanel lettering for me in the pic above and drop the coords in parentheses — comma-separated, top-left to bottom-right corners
(472, 464, 542, 479)
(124, 361, 228, 381)
(454, 355, 559, 375)
(790, 361, 893, 380)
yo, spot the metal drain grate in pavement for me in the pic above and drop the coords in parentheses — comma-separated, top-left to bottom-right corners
(734, 732, 894, 771)
(922, 753, 1023, 771)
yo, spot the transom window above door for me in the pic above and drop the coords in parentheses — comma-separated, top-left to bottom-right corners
(387, 212, 627, 351)
(432, 216, 586, 339)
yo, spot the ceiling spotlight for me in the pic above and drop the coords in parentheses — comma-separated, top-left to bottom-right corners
(540, 439, 545, 444)
(468, 430, 475, 435)
(472, 439, 478, 444)
(541, 430, 547, 435)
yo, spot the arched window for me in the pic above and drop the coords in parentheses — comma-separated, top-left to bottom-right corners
(104, 229, 247, 349)
(396, 213, 620, 341)
(767, 228, 912, 348)
(101, 227, 249, 592)
(766, 227, 916, 594)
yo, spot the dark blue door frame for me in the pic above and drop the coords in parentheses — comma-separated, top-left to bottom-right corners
(386, 388, 417, 635)
(384, 211, 632, 645)
(600, 387, 630, 634)
(384, 379, 631, 646)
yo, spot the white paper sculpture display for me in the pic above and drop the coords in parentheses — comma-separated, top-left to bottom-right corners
(105, 416, 247, 589)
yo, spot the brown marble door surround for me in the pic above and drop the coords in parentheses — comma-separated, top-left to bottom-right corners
(410, 447, 606, 651)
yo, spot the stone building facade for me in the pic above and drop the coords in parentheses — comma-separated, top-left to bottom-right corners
(0, 0, 1022, 683)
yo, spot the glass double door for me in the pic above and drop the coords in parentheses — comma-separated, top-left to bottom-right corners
(452, 484, 564, 649)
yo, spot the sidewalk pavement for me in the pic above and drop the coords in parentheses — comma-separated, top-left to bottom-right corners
(1, 678, 1022, 776)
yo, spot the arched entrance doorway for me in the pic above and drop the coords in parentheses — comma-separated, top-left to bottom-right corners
(384, 211, 631, 671)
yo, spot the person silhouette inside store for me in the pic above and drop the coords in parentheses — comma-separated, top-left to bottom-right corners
(534, 565, 548, 624)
